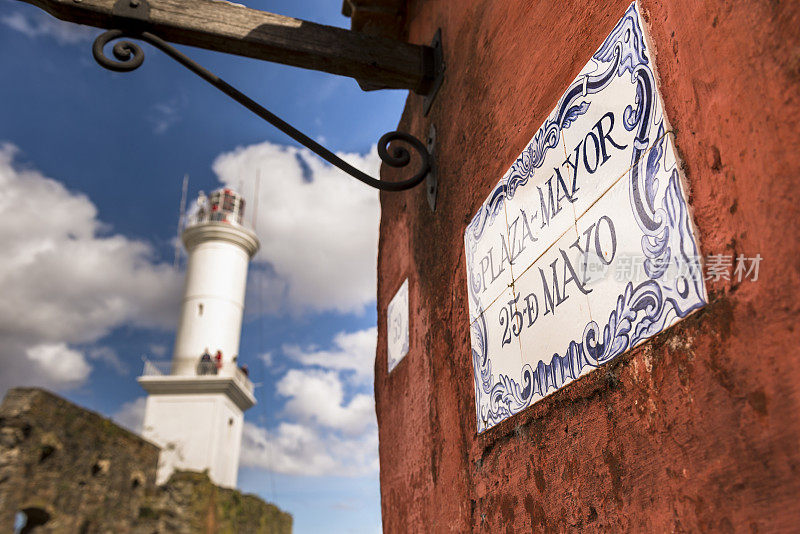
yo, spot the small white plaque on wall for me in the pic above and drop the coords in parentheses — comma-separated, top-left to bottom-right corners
(387, 279, 409, 373)
(464, 1, 708, 432)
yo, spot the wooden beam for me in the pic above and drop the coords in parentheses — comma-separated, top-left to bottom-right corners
(17, 0, 434, 93)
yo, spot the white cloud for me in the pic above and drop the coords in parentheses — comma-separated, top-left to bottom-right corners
(88, 346, 128, 375)
(212, 142, 380, 315)
(113, 396, 147, 434)
(25, 343, 91, 390)
(258, 351, 273, 366)
(283, 327, 376, 383)
(148, 97, 185, 135)
(0, 144, 181, 393)
(240, 328, 378, 476)
(1, 10, 96, 45)
(278, 369, 375, 436)
(240, 420, 378, 477)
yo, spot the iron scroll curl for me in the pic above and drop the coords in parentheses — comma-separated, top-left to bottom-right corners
(91, 29, 430, 192)
(92, 30, 144, 72)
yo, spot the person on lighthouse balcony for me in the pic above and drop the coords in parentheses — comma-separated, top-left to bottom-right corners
(198, 348, 214, 375)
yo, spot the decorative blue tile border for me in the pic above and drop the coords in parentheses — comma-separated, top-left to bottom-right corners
(465, 2, 707, 433)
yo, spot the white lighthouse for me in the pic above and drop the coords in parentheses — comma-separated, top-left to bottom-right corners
(138, 188, 259, 488)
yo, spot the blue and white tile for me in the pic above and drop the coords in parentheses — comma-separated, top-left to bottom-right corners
(464, 177, 513, 324)
(575, 132, 706, 363)
(469, 285, 524, 433)
(559, 2, 668, 221)
(501, 109, 576, 278)
(513, 224, 593, 406)
(572, 165, 646, 316)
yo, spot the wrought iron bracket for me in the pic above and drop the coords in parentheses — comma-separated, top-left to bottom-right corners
(90, 0, 434, 194)
(426, 125, 437, 211)
(423, 29, 445, 117)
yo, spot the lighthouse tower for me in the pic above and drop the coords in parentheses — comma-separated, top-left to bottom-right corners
(138, 188, 259, 488)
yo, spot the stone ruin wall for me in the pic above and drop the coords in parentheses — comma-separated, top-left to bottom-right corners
(0, 388, 291, 533)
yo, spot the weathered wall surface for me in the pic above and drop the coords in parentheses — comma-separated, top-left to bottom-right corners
(0, 388, 160, 532)
(134, 470, 293, 534)
(373, 1, 800, 531)
(0, 388, 291, 533)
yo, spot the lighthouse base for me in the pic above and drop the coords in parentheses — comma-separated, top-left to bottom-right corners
(138, 374, 256, 488)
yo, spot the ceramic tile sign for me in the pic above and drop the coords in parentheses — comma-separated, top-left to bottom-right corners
(387, 279, 409, 373)
(465, 2, 707, 433)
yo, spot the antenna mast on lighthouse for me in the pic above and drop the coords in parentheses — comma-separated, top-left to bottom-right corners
(173, 174, 189, 269)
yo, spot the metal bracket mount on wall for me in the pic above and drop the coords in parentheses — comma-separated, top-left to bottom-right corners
(423, 29, 445, 116)
(112, 0, 150, 26)
(426, 125, 438, 211)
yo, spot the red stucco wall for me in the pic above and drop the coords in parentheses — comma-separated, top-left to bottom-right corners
(374, 0, 800, 531)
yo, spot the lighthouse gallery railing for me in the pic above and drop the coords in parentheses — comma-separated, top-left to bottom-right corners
(141, 359, 255, 395)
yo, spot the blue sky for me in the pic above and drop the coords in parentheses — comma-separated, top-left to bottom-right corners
(0, 1, 407, 531)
